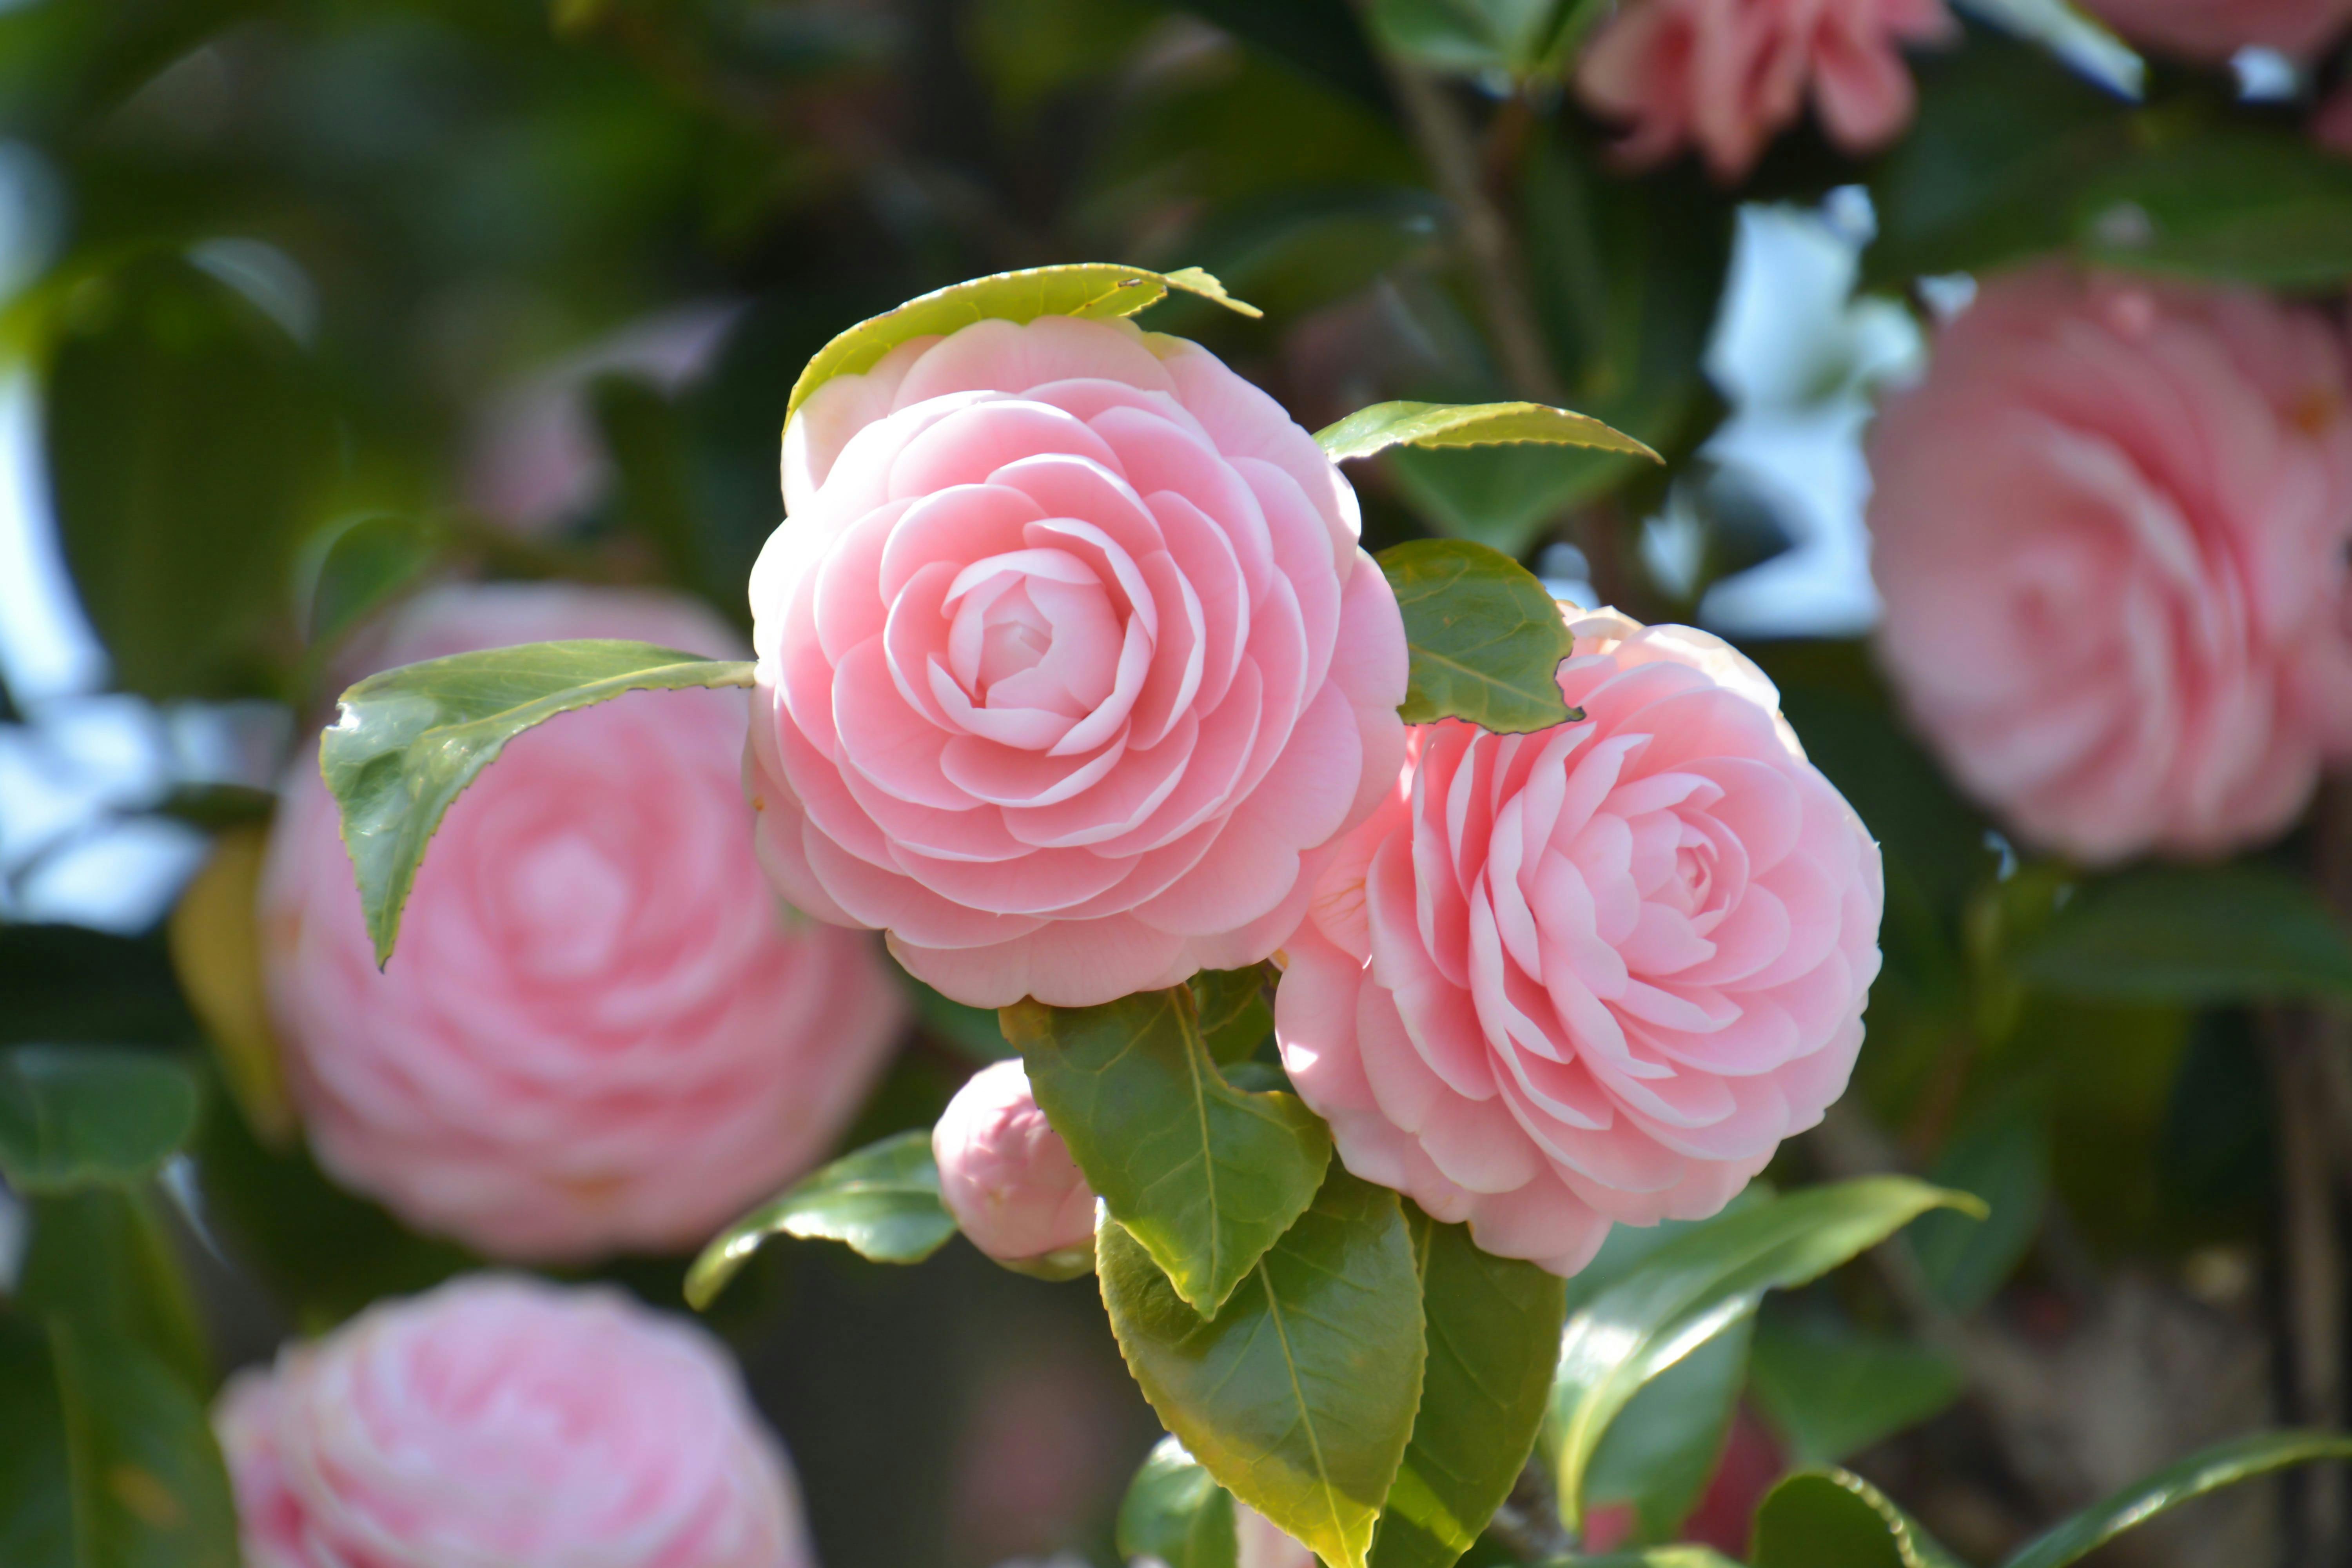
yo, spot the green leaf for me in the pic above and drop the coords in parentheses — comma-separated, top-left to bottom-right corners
(298, 511, 448, 651)
(46, 1321, 240, 1568)
(686, 1130, 955, 1308)
(2076, 130, 2352, 290)
(0, 1048, 199, 1193)
(1191, 965, 1276, 1066)
(1100, 1167, 1426, 1568)
(1750, 1469, 1965, 1568)
(1118, 1436, 1240, 1568)
(319, 639, 755, 965)
(1566, 1551, 1747, 1568)
(1549, 1178, 1981, 1532)
(1372, 1209, 1568, 1568)
(786, 264, 1259, 422)
(1581, 1319, 1755, 1546)
(0, 1316, 71, 1568)
(1004, 989, 1331, 1317)
(1910, 1092, 2049, 1316)
(1748, 1319, 1964, 1467)
(2001, 1430, 2352, 1568)
(1318, 401, 1657, 466)
(18, 1189, 211, 1392)
(1953, 0, 2141, 96)
(2012, 864, 2352, 1004)
(1376, 539, 1580, 735)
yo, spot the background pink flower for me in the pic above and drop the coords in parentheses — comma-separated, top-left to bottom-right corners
(263, 582, 906, 1260)
(2078, 0, 2352, 60)
(1867, 265, 2352, 863)
(1277, 611, 1882, 1274)
(1575, 0, 1956, 182)
(933, 1058, 1098, 1264)
(216, 1274, 812, 1568)
(746, 314, 1408, 1008)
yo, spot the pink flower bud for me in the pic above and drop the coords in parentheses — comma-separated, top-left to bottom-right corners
(933, 1058, 1096, 1264)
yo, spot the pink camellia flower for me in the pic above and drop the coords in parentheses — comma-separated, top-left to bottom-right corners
(1868, 265, 2352, 864)
(1276, 610, 1882, 1274)
(933, 1058, 1097, 1264)
(215, 1274, 812, 1568)
(1575, 0, 1956, 183)
(263, 582, 906, 1260)
(746, 314, 1408, 1007)
(2078, 0, 2352, 60)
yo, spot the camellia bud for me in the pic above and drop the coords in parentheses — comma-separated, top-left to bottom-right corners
(933, 1059, 1097, 1273)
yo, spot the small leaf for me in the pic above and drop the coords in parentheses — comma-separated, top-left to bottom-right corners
(1372, 1209, 1567, 1568)
(686, 1130, 956, 1308)
(1750, 1469, 1965, 1568)
(1004, 989, 1331, 1317)
(1376, 539, 1580, 734)
(2001, 1430, 2352, 1568)
(319, 640, 755, 964)
(0, 1047, 199, 1193)
(1191, 965, 1276, 1065)
(786, 264, 1258, 422)
(1118, 1436, 1240, 1568)
(1581, 1319, 1755, 1546)
(1318, 401, 1658, 466)
(1550, 1178, 1981, 1532)
(1100, 1168, 1426, 1568)
(1748, 1318, 1964, 1467)
(2012, 864, 2352, 1004)
(168, 826, 295, 1145)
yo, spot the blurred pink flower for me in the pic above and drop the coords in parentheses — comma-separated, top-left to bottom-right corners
(933, 1058, 1097, 1264)
(746, 315, 1408, 1007)
(1867, 265, 2352, 863)
(216, 1274, 811, 1568)
(263, 582, 906, 1260)
(2078, 0, 2352, 60)
(1575, 0, 1956, 182)
(1277, 610, 1882, 1275)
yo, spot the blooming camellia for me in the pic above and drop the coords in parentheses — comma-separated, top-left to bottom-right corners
(1277, 610, 1882, 1274)
(1575, 0, 1956, 183)
(745, 314, 1408, 1008)
(215, 1274, 812, 1568)
(263, 583, 906, 1260)
(1868, 265, 2352, 863)
(933, 1058, 1098, 1266)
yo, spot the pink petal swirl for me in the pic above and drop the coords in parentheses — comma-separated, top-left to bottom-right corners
(1276, 610, 1883, 1275)
(933, 1058, 1097, 1263)
(746, 314, 1408, 1007)
(215, 1274, 812, 1568)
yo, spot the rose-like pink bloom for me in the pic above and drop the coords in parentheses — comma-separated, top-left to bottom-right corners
(1868, 265, 2352, 863)
(263, 583, 906, 1260)
(746, 314, 1408, 1007)
(1276, 610, 1882, 1274)
(933, 1058, 1097, 1263)
(2078, 0, 2352, 60)
(1575, 0, 1956, 182)
(215, 1274, 811, 1568)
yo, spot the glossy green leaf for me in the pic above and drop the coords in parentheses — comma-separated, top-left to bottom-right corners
(1565, 1551, 1746, 1568)
(298, 511, 448, 651)
(1748, 1319, 1963, 1466)
(785, 264, 1259, 422)
(1319, 402, 1657, 467)
(1004, 989, 1330, 1317)
(1550, 1178, 1981, 1532)
(46, 1321, 241, 1568)
(1372, 1209, 1569, 1568)
(1100, 1168, 1426, 1568)
(1191, 965, 1276, 1066)
(1911, 1093, 2049, 1316)
(686, 1130, 955, 1308)
(1363, 0, 1562, 74)
(1118, 1436, 1240, 1568)
(1582, 1318, 1754, 1546)
(1376, 539, 1580, 735)
(2001, 1430, 2352, 1568)
(0, 1047, 199, 1193)
(2013, 864, 2352, 1003)
(1750, 1468, 1965, 1568)
(319, 640, 755, 965)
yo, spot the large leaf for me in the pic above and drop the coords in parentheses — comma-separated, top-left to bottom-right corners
(44, 1321, 241, 1568)
(2012, 864, 2352, 1004)
(1376, 539, 1580, 734)
(1118, 1436, 1240, 1568)
(1100, 1168, 1426, 1568)
(319, 640, 755, 965)
(1548, 1178, 1980, 1532)
(686, 1130, 956, 1308)
(0, 1316, 71, 1568)
(785, 264, 1258, 421)
(1580, 1319, 1755, 1546)
(0, 1047, 199, 1193)
(18, 1188, 211, 1392)
(1568, 1552, 1746, 1568)
(1004, 989, 1330, 1317)
(2076, 130, 2352, 290)
(1748, 1318, 1964, 1467)
(1191, 965, 1276, 1066)
(1317, 402, 1657, 466)
(1372, 1209, 1569, 1568)
(2001, 1430, 2352, 1568)
(1749, 1469, 1965, 1568)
